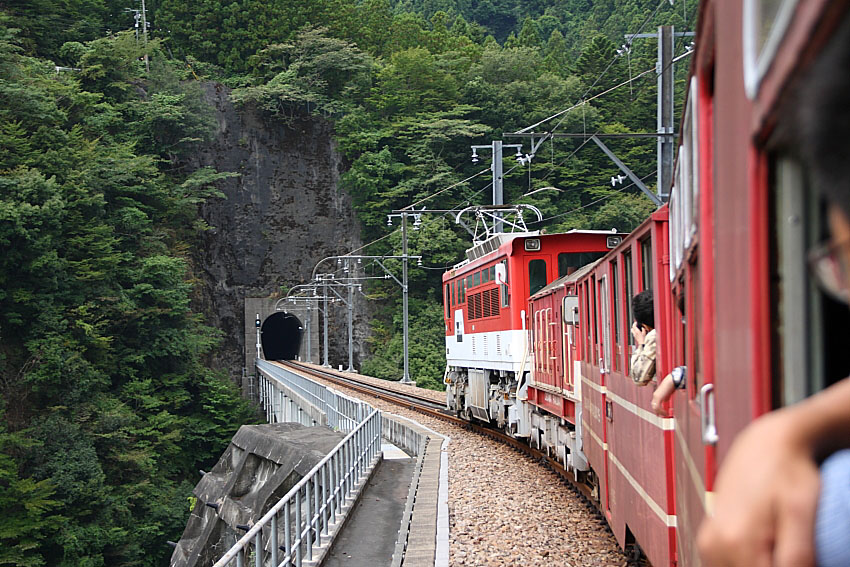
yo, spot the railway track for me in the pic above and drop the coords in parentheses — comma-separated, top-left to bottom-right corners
(276, 361, 629, 565)
(279, 361, 600, 519)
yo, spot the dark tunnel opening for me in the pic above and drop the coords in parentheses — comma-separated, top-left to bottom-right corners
(261, 312, 303, 361)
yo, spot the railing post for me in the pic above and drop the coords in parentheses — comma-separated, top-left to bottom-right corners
(255, 531, 263, 567)
(271, 515, 278, 567)
(295, 489, 302, 567)
(305, 482, 312, 562)
(322, 463, 329, 535)
(285, 500, 292, 566)
(313, 474, 321, 548)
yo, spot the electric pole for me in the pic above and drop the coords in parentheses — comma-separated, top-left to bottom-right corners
(140, 0, 150, 73)
(657, 25, 674, 200)
(471, 141, 523, 232)
(400, 213, 411, 383)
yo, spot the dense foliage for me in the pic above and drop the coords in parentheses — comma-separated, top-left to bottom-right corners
(0, 16, 257, 567)
(1, 0, 696, 562)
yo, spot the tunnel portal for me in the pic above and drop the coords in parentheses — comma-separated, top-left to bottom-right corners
(261, 312, 303, 360)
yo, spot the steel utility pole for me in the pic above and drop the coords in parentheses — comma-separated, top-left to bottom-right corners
(305, 303, 312, 363)
(400, 213, 411, 383)
(322, 277, 330, 368)
(627, 25, 694, 201)
(346, 272, 354, 372)
(140, 0, 150, 73)
(471, 141, 523, 232)
(657, 25, 674, 200)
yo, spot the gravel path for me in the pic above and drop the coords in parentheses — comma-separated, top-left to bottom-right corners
(292, 365, 626, 566)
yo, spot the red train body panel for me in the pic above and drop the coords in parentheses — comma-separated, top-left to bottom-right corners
(444, 2, 850, 565)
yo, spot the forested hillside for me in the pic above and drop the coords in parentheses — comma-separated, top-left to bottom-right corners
(1, 1, 695, 564)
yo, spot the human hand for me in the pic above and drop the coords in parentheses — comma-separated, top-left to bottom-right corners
(697, 408, 820, 567)
(631, 322, 647, 346)
(651, 389, 669, 417)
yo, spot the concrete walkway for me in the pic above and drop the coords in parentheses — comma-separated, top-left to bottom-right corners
(322, 446, 415, 566)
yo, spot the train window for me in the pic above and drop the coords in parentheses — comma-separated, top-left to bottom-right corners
(466, 275, 474, 289)
(591, 276, 599, 364)
(461, 280, 466, 303)
(481, 268, 489, 284)
(529, 259, 547, 296)
(743, 0, 799, 97)
(558, 252, 606, 277)
(584, 281, 592, 361)
(489, 266, 495, 282)
(771, 156, 850, 408)
(611, 260, 621, 371)
(473, 272, 480, 287)
(445, 284, 450, 317)
(599, 276, 612, 372)
(641, 238, 653, 291)
(691, 258, 701, 395)
(624, 251, 635, 349)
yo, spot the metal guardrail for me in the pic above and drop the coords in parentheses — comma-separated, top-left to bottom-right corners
(211, 408, 382, 567)
(256, 360, 371, 432)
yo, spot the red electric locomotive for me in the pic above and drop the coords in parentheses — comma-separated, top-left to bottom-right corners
(443, 230, 625, 429)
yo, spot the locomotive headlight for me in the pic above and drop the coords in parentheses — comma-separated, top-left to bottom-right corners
(524, 238, 541, 252)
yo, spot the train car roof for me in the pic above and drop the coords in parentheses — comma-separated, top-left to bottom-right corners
(450, 229, 625, 272)
(530, 258, 603, 300)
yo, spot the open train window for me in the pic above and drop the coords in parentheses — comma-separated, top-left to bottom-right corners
(770, 155, 850, 408)
(690, 257, 702, 396)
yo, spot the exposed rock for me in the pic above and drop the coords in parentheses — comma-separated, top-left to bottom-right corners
(186, 82, 371, 385)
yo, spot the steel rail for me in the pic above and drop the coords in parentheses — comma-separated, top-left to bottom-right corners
(278, 361, 598, 506)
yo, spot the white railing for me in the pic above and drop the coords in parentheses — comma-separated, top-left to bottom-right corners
(256, 360, 370, 432)
(212, 409, 382, 567)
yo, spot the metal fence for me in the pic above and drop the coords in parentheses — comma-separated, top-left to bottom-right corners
(211, 408, 382, 567)
(256, 360, 370, 432)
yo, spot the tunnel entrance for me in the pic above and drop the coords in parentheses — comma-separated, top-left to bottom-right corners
(261, 312, 303, 361)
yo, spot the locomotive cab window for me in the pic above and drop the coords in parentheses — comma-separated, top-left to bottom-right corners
(558, 252, 606, 277)
(529, 259, 547, 296)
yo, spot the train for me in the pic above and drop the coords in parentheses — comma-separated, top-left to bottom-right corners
(443, 1, 850, 565)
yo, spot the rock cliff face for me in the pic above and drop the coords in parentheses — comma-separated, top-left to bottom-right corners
(188, 83, 369, 384)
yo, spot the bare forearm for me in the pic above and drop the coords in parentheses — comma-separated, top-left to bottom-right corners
(789, 377, 850, 460)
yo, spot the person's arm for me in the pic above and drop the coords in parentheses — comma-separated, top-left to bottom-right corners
(651, 374, 676, 416)
(651, 366, 686, 416)
(698, 378, 850, 567)
(629, 326, 655, 385)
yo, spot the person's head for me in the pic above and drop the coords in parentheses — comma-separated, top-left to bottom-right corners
(795, 13, 850, 299)
(633, 290, 654, 330)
